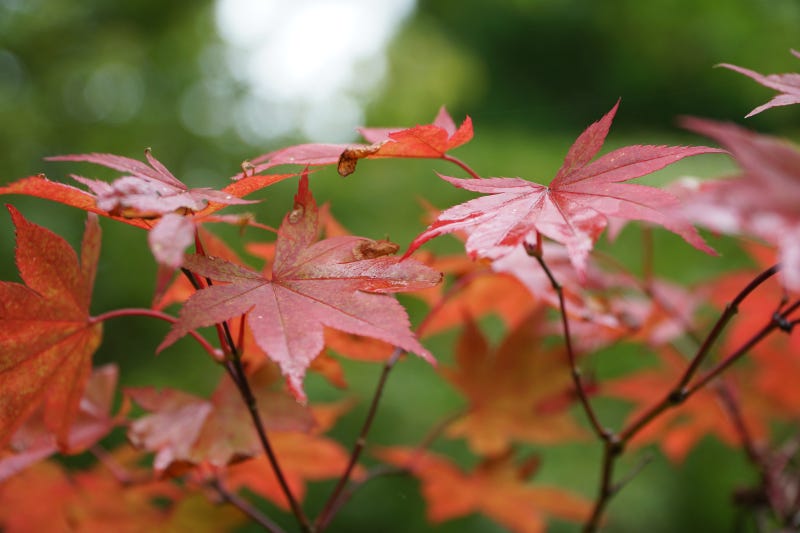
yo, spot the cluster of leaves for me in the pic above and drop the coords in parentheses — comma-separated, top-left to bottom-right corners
(1, 51, 800, 532)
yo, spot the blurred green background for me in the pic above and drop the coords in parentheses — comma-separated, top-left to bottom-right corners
(1, 0, 799, 531)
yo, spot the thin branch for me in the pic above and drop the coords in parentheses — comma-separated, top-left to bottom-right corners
(610, 452, 655, 497)
(582, 263, 782, 530)
(715, 380, 761, 464)
(209, 478, 286, 533)
(618, 266, 783, 443)
(322, 409, 466, 523)
(584, 443, 618, 532)
(223, 349, 312, 532)
(315, 348, 406, 531)
(527, 244, 610, 441)
(686, 299, 800, 396)
(676, 264, 780, 392)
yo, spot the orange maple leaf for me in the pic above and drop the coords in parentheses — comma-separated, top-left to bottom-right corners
(0, 453, 242, 532)
(0, 206, 103, 449)
(376, 447, 591, 533)
(442, 313, 585, 455)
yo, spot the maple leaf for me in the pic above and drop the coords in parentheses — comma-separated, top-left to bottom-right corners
(680, 118, 800, 292)
(0, 364, 122, 481)
(338, 106, 473, 175)
(47, 150, 256, 218)
(0, 152, 295, 268)
(407, 101, 718, 276)
(0, 454, 243, 532)
(126, 366, 314, 474)
(245, 107, 472, 177)
(159, 173, 441, 401)
(0, 206, 103, 449)
(719, 50, 800, 117)
(375, 447, 591, 533)
(442, 313, 585, 455)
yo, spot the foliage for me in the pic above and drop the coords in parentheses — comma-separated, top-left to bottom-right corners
(2, 53, 800, 533)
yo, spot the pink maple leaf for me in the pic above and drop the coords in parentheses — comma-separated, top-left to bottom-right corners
(48, 149, 256, 217)
(158, 173, 441, 401)
(719, 50, 800, 117)
(407, 101, 719, 275)
(680, 118, 800, 292)
(43, 150, 265, 268)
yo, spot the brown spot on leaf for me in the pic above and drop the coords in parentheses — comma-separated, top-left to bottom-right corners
(352, 239, 400, 260)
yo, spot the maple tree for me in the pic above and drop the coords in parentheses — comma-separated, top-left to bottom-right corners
(1, 51, 800, 533)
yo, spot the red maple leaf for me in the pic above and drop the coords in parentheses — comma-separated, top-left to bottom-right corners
(0, 206, 103, 449)
(375, 447, 591, 533)
(680, 118, 800, 292)
(407, 102, 718, 276)
(159, 173, 441, 400)
(719, 50, 800, 117)
(0, 364, 122, 481)
(245, 107, 472, 176)
(337, 106, 473, 175)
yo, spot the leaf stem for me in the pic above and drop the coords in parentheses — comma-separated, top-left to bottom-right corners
(90, 308, 223, 362)
(441, 154, 482, 179)
(315, 348, 406, 531)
